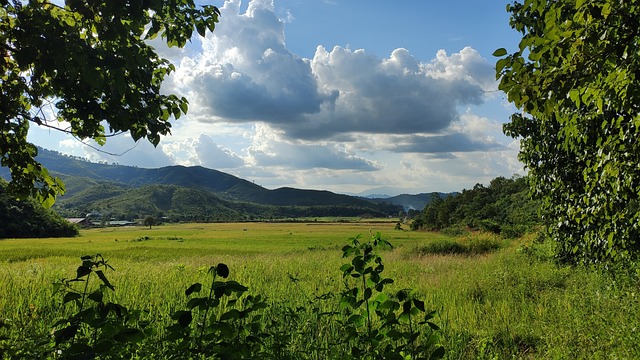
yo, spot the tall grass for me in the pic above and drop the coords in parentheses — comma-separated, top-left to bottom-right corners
(0, 223, 638, 358)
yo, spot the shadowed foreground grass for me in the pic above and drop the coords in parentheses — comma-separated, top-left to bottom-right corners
(0, 222, 638, 358)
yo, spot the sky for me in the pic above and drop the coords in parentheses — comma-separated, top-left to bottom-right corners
(28, 0, 525, 196)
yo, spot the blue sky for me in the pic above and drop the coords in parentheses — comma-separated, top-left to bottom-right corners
(29, 0, 525, 196)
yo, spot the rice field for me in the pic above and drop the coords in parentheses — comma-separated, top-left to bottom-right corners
(1, 222, 638, 359)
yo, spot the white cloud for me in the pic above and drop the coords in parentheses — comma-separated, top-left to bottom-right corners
(161, 135, 246, 169)
(167, 0, 330, 124)
(246, 124, 377, 170)
(424, 47, 496, 91)
(72, 135, 175, 168)
(169, 0, 496, 143)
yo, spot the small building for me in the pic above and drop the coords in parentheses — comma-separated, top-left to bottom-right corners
(66, 218, 90, 227)
(109, 220, 136, 227)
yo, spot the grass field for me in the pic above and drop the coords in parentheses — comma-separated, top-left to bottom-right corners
(1, 222, 639, 359)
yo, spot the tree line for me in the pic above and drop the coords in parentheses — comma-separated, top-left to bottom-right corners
(411, 176, 539, 238)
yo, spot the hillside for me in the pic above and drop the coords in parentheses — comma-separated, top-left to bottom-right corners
(5, 148, 405, 220)
(54, 183, 399, 221)
(30, 149, 264, 195)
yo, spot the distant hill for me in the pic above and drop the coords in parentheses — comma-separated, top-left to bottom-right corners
(30, 149, 264, 195)
(368, 192, 457, 212)
(2, 148, 403, 220)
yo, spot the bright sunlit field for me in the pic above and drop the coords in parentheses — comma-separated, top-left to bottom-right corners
(1, 222, 638, 359)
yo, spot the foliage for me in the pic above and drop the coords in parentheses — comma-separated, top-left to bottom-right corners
(0, 0, 220, 205)
(0, 179, 78, 238)
(411, 235, 503, 257)
(411, 175, 539, 238)
(52, 254, 144, 358)
(496, 1, 640, 264)
(339, 232, 444, 359)
(143, 216, 155, 229)
(165, 263, 269, 358)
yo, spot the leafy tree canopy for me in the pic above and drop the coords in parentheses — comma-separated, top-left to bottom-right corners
(496, 1, 640, 264)
(411, 176, 539, 238)
(0, 179, 78, 238)
(0, 0, 220, 207)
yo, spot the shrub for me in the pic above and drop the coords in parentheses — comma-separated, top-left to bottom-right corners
(414, 236, 502, 257)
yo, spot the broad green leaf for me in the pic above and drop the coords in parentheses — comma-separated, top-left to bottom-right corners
(53, 324, 78, 345)
(76, 265, 91, 278)
(88, 289, 103, 303)
(95, 270, 115, 291)
(185, 283, 202, 296)
(493, 48, 508, 57)
(63, 292, 81, 304)
(114, 328, 145, 343)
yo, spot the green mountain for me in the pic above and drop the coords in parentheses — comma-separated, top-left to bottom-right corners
(31, 149, 264, 195)
(5, 148, 403, 220)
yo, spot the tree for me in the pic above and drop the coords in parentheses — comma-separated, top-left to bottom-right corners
(0, 179, 78, 238)
(496, 1, 640, 264)
(1, 0, 220, 207)
(144, 215, 155, 229)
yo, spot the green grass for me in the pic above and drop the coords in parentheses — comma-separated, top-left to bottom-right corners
(0, 223, 638, 359)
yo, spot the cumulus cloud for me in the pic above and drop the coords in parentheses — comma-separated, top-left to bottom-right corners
(170, 0, 496, 144)
(62, 135, 175, 168)
(246, 124, 377, 171)
(161, 135, 246, 169)
(168, 0, 331, 124)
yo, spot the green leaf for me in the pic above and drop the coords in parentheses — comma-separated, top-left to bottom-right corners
(88, 289, 103, 303)
(216, 263, 230, 278)
(114, 328, 145, 343)
(63, 292, 82, 304)
(426, 321, 440, 330)
(76, 265, 91, 278)
(363, 287, 372, 300)
(492, 48, 508, 57)
(172, 310, 192, 328)
(185, 283, 202, 296)
(41, 193, 56, 208)
(430, 346, 445, 359)
(187, 297, 207, 310)
(220, 309, 242, 320)
(569, 89, 581, 107)
(496, 58, 509, 75)
(54, 324, 78, 345)
(195, 20, 206, 37)
(95, 270, 115, 291)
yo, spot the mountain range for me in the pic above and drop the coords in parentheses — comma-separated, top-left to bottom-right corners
(0, 148, 443, 221)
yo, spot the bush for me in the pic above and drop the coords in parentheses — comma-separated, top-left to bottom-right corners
(413, 236, 502, 256)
